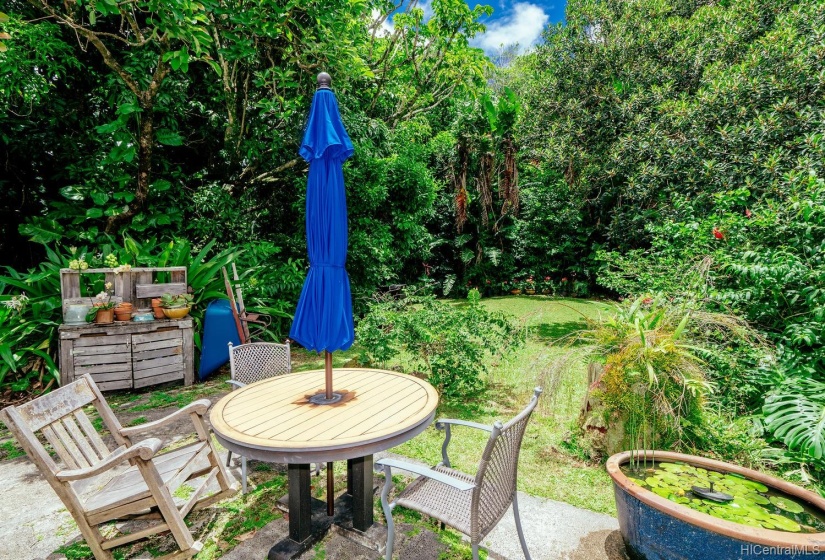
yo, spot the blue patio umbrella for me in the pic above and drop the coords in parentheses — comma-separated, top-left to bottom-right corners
(289, 72, 355, 404)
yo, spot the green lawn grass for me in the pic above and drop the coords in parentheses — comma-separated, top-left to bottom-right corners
(294, 295, 618, 514)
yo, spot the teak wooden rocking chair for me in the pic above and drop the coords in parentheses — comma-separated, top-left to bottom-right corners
(0, 374, 238, 559)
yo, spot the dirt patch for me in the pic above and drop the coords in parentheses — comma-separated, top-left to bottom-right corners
(569, 529, 628, 560)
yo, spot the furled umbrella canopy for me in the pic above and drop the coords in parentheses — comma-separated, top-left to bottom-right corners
(289, 75, 355, 374)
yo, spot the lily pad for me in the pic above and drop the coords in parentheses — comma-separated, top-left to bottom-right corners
(768, 514, 802, 532)
(770, 496, 805, 514)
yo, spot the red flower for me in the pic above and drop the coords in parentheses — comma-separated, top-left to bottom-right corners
(642, 297, 653, 305)
(713, 227, 725, 240)
(486, 279, 491, 285)
(544, 276, 551, 281)
(561, 277, 568, 282)
(745, 208, 753, 218)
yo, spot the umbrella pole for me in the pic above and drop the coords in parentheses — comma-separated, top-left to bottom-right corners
(325, 350, 333, 400)
(327, 462, 334, 516)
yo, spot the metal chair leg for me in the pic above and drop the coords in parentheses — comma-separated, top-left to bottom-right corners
(513, 493, 532, 560)
(380, 465, 395, 560)
(242, 456, 248, 494)
(472, 543, 480, 560)
(226, 450, 233, 467)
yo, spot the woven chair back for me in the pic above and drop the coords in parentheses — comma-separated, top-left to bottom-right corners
(229, 342, 291, 385)
(471, 389, 541, 540)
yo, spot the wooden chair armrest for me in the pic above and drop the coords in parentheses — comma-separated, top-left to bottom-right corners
(375, 458, 475, 491)
(119, 399, 211, 438)
(55, 438, 163, 482)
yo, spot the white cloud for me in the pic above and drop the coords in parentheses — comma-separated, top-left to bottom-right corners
(474, 3, 550, 54)
(372, 1, 433, 37)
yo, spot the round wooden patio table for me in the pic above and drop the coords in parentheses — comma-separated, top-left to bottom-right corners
(209, 368, 438, 551)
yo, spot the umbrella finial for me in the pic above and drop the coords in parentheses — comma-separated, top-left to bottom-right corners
(317, 72, 332, 89)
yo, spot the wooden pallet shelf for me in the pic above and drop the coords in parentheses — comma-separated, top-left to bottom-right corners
(58, 267, 194, 390)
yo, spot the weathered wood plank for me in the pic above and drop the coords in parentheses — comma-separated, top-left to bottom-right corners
(59, 319, 192, 336)
(73, 334, 131, 347)
(74, 411, 110, 458)
(72, 343, 131, 356)
(132, 346, 182, 361)
(17, 379, 96, 430)
(132, 329, 182, 344)
(50, 419, 91, 469)
(85, 370, 132, 383)
(73, 353, 131, 366)
(133, 354, 184, 372)
(135, 283, 187, 299)
(61, 415, 101, 464)
(41, 424, 81, 469)
(133, 338, 182, 353)
(96, 379, 133, 391)
(134, 362, 185, 381)
(182, 327, 194, 386)
(76, 363, 131, 375)
(60, 339, 74, 387)
(60, 271, 80, 300)
(133, 370, 185, 388)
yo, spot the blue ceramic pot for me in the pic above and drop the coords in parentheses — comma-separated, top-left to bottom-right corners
(607, 451, 825, 560)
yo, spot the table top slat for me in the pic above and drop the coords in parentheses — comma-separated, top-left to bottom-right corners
(246, 373, 401, 438)
(209, 369, 439, 454)
(282, 381, 423, 442)
(314, 384, 427, 441)
(222, 369, 361, 423)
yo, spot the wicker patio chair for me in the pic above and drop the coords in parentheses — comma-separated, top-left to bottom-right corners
(226, 341, 295, 492)
(376, 387, 542, 560)
(0, 374, 237, 560)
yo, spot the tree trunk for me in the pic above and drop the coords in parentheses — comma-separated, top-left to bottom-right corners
(105, 106, 154, 233)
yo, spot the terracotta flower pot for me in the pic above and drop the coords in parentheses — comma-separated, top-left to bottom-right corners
(150, 299, 165, 319)
(115, 312, 131, 322)
(510, 289, 522, 295)
(95, 308, 114, 324)
(525, 289, 536, 295)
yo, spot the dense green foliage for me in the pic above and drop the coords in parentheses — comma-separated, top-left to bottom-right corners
(2, 0, 825, 487)
(511, 0, 825, 483)
(356, 288, 521, 398)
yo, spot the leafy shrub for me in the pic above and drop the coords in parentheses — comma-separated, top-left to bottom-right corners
(356, 288, 522, 399)
(574, 296, 765, 456)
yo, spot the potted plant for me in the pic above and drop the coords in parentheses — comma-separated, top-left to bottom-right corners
(151, 298, 165, 319)
(114, 302, 133, 321)
(90, 282, 117, 324)
(540, 276, 554, 295)
(524, 276, 536, 295)
(160, 293, 193, 320)
(502, 279, 521, 295)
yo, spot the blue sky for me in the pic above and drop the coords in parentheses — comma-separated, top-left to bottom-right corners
(376, 1, 567, 55)
(469, 1, 566, 53)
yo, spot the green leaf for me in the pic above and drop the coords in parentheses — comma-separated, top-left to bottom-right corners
(151, 179, 172, 192)
(90, 191, 109, 205)
(60, 185, 85, 201)
(86, 208, 104, 219)
(0, 344, 16, 373)
(155, 129, 183, 146)
(19, 220, 63, 244)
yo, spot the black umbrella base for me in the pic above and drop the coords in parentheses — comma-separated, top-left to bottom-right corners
(308, 392, 344, 405)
